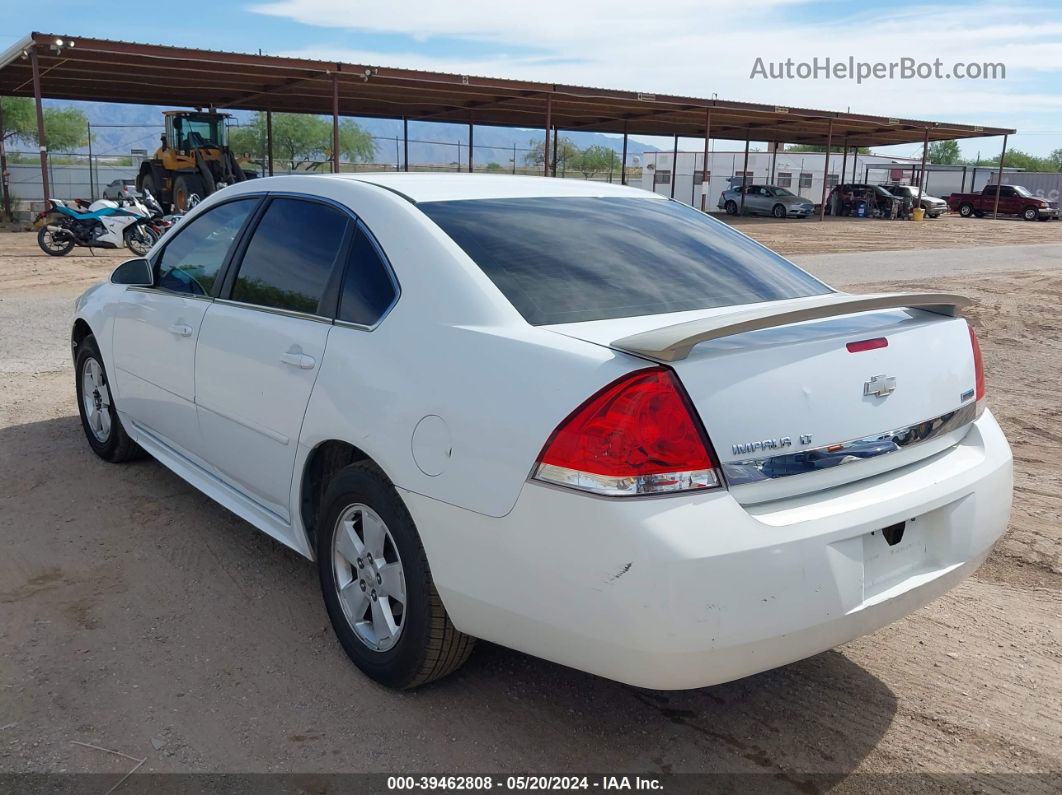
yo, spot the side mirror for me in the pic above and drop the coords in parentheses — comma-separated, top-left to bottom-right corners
(111, 258, 153, 287)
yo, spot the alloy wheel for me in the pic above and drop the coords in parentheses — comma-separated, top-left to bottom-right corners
(332, 504, 407, 652)
(81, 357, 112, 443)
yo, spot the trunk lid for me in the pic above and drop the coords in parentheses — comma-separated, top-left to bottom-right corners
(545, 300, 979, 504)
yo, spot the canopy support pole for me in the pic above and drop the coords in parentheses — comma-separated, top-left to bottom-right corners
(700, 109, 712, 210)
(993, 135, 1008, 219)
(818, 119, 834, 221)
(266, 109, 274, 176)
(331, 72, 339, 173)
(670, 134, 679, 199)
(738, 130, 750, 214)
(543, 95, 552, 177)
(29, 46, 50, 204)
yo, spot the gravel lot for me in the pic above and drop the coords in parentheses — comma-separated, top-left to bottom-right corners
(0, 222, 1059, 789)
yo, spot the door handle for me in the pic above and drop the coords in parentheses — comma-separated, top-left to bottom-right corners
(280, 352, 316, 370)
(168, 323, 193, 337)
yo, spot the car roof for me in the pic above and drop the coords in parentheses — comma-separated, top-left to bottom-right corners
(312, 172, 661, 204)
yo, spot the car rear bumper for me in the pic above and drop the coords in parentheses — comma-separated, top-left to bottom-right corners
(403, 410, 1012, 689)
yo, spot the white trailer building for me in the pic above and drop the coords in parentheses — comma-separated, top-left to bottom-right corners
(639, 149, 921, 210)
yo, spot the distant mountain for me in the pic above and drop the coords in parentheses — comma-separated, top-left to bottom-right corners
(44, 100, 658, 167)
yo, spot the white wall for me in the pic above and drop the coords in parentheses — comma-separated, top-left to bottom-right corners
(5, 163, 140, 203)
(640, 150, 919, 209)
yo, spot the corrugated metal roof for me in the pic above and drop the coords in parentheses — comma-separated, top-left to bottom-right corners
(0, 32, 1015, 147)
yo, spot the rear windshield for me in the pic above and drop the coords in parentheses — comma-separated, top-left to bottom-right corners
(419, 196, 830, 325)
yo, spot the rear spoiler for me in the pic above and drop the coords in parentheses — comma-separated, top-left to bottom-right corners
(611, 292, 971, 362)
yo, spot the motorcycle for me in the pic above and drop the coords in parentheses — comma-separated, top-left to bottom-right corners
(36, 195, 156, 257)
(135, 190, 182, 246)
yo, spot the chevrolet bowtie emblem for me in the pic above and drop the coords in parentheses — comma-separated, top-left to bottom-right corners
(864, 374, 897, 397)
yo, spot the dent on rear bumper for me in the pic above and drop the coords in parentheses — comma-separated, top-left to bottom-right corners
(401, 411, 1012, 689)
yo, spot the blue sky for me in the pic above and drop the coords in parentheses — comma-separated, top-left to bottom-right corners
(2, 0, 1060, 158)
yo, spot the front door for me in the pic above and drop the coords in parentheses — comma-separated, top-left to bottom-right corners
(111, 197, 259, 459)
(194, 196, 351, 521)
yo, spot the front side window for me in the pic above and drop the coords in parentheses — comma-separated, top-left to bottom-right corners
(155, 198, 257, 296)
(232, 198, 349, 315)
(419, 196, 830, 326)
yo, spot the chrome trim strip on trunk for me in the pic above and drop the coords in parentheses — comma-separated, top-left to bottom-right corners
(722, 402, 978, 486)
(611, 292, 971, 362)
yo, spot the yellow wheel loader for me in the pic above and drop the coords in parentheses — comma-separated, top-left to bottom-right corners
(136, 111, 256, 213)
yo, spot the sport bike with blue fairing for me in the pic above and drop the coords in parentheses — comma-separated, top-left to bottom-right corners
(37, 195, 156, 257)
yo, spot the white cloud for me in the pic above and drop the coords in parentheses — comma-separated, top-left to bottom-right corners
(253, 0, 1062, 153)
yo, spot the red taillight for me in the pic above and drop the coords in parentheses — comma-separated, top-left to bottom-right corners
(846, 337, 888, 353)
(968, 323, 986, 411)
(534, 367, 720, 497)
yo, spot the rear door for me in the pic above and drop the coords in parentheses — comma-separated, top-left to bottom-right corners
(194, 196, 352, 521)
(111, 197, 259, 460)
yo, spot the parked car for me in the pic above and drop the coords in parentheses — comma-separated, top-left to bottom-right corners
(101, 179, 141, 201)
(718, 184, 816, 217)
(882, 184, 948, 218)
(72, 174, 1012, 691)
(947, 184, 1059, 221)
(826, 183, 908, 218)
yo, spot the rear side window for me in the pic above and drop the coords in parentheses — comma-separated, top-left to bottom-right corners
(337, 225, 398, 326)
(419, 197, 830, 325)
(232, 198, 348, 315)
(155, 198, 256, 296)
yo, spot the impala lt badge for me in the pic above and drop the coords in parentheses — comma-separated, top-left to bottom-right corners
(864, 374, 897, 397)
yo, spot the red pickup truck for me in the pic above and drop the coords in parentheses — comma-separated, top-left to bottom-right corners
(948, 184, 1059, 221)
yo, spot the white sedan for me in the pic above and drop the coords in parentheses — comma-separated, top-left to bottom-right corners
(72, 174, 1012, 690)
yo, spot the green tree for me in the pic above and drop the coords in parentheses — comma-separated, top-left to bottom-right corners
(336, 119, 375, 164)
(927, 140, 961, 165)
(484, 161, 505, 172)
(982, 148, 1056, 172)
(1, 97, 90, 219)
(228, 119, 266, 167)
(524, 135, 580, 173)
(1047, 148, 1062, 171)
(0, 97, 89, 151)
(571, 144, 615, 179)
(227, 111, 375, 172)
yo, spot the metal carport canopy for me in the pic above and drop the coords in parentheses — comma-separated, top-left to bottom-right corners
(0, 32, 1015, 148)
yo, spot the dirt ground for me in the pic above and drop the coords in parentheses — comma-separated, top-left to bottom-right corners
(0, 228, 1059, 789)
(719, 212, 1060, 257)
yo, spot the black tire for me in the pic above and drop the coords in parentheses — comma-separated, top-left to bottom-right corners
(724, 200, 738, 216)
(771, 203, 786, 218)
(74, 334, 144, 463)
(37, 225, 75, 256)
(958, 203, 975, 217)
(1023, 207, 1038, 221)
(124, 222, 154, 256)
(173, 174, 205, 213)
(317, 462, 474, 689)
